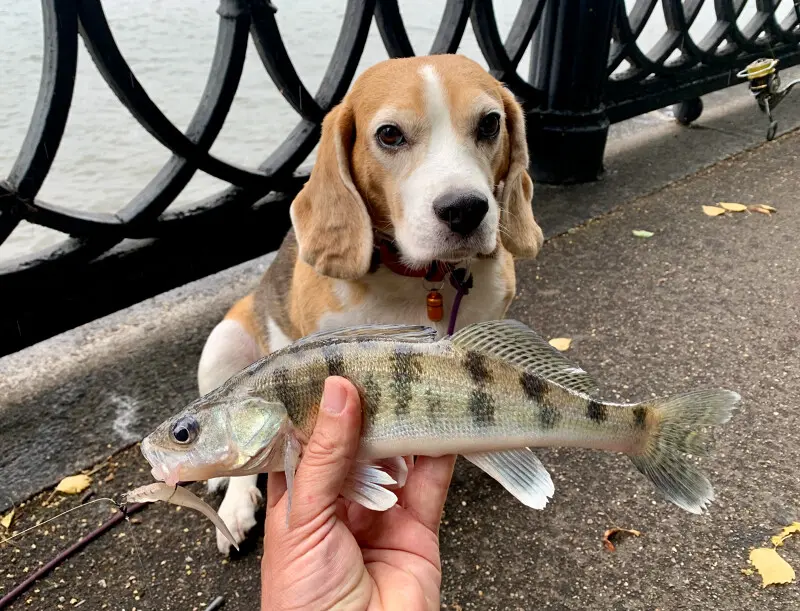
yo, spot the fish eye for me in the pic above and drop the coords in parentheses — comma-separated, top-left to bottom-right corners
(171, 416, 199, 445)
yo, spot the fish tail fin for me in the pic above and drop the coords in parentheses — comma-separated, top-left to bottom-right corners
(628, 389, 740, 514)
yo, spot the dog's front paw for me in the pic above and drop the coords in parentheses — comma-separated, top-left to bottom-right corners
(207, 476, 229, 494)
(215, 483, 263, 554)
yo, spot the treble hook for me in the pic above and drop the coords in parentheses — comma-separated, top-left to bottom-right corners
(738, 58, 800, 141)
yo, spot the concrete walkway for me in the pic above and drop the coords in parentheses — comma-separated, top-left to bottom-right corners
(2, 129, 799, 610)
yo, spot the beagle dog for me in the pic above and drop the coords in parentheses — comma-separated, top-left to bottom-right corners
(197, 54, 544, 553)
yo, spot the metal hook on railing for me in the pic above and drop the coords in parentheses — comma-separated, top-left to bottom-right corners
(737, 58, 800, 141)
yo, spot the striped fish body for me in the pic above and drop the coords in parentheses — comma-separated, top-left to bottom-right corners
(257, 334, 649, 461)
(142, 320, 739, 514)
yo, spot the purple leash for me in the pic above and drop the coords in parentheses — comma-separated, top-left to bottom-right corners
(446, 268, 473, 336)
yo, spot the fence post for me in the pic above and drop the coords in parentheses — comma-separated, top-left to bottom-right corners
(526, 0, 618, 184)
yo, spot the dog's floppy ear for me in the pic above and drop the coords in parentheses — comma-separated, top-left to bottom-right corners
(290, 101, 373, 279)
(497, 87, 544, 258)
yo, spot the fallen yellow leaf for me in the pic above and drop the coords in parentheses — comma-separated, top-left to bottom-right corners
(750, 548, 795, 588)
(719, 202, 748, 212)
(702, 205, 726, 216)
(0, 508, 14, 530)
(548, 337, 572, 351)
(759, 205, 777, 212)
(741, 568, 755, 576)
(749, 206, 772, 215)
(55, 474, 92, 495)
(771, 522, 800, 547)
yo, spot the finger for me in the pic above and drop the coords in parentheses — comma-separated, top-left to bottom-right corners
(266, 471, 287, 511)
(289, 377, 362, 527)
(403, 454, 456, 533)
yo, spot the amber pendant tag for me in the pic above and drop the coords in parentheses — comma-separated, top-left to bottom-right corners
(425, 289, 444, 322)
(426, 289, 443, 322)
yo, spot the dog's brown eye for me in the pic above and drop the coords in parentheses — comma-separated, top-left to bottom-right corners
(376, 125, 405, 148)
(477, 113, 501, 140)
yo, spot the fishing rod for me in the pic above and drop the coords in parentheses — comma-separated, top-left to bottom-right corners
(738, 58, 800, 141)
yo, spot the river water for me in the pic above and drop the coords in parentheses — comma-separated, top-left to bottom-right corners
(0, 0, 776, 261)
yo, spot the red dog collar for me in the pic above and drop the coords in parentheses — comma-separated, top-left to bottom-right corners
(369, 237, 473, 331)
(371, 239, 450, 282)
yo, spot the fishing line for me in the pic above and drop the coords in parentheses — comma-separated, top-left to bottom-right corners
(0, 497, 119, 545)
(0, 498, 149, 610)
(119, 502, 152, 603)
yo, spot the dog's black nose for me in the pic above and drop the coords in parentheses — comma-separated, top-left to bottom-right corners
(433, 192, 489, 237)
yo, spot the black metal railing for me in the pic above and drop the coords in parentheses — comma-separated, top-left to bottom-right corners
(1, 0, 799, 356)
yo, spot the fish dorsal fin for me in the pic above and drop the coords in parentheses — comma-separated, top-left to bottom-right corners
(294, 324, 437, 347)
(449, 319, 599, 396)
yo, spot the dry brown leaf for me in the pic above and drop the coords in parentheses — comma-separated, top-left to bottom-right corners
(719, 202, 748, 212)
(602, 527, 642, 552)
(548, 337, 572, 351)
(750, 548, 795, 587)
(55, 474, 92, 495)
(771, 522, 800, 547)
(702, 205, 726, 216)
(0, 508, 15, 530)
(748, 204, 777, 215)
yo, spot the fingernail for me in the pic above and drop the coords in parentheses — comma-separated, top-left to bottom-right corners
(322, 378, 347, 414)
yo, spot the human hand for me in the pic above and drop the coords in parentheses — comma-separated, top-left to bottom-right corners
(261, 376, 456, 611)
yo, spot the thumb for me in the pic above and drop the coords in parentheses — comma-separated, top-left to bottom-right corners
(289, 376, 362, 527)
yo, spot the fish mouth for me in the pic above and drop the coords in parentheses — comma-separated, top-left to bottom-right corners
(140, 436, 182, 484)
(139, 436, 208, 485)
(140, 435, 240, 484)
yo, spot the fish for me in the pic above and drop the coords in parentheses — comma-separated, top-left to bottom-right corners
(125, 482, 240, 551)
(140, 319, 740, 514)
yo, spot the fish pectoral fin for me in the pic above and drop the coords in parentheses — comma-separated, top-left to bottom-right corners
(283, 434, 302, 521)
(449, 319, 599, 397)
(373, 456, 409, 488)
(463, 448, 554, 510)
(341, 461, 399, 511)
